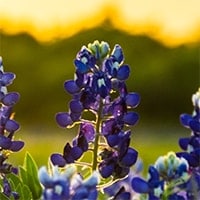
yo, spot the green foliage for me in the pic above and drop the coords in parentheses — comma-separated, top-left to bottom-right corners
(0, 152, 42, 200)
(6, 173, 33, 200)
(0, 193, 10, 200)
(19, 152, 42, 199)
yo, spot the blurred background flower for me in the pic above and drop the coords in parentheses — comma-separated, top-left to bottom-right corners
(0, 0, 199, 169)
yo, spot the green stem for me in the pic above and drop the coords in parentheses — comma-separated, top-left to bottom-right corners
(92, 99, 103, 171)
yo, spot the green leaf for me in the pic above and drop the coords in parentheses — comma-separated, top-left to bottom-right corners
(23, 152, 39, 178)
(15, 183, 33, 200)
(21, 184, 33, 200)
(21, 152, 42, 199)
(5, 172, 33, 200)
(15, 184, 23, 200)
(19, 166, 28, 185)
(6, 173, 22, 189)
(98, 191, 109, 200)
(0, 193, 10, 200)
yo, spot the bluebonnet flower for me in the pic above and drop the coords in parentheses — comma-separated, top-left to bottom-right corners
(52, 41, 140, 183)
(104, 159, 143, 199)
(132, 165, 164, 200)
(132, 152, 190, 199)
(179, 88, 200, 136)
(0, 57, 24, 152)
(0, 57, 23, 199)
(38, 164, 99, 200)
(154, 152, 189, 182)
(176, 88, 200, 199)
(51, 122, 94, 166)
(99, 132, 138, 179)
(178, 89, 200, 168)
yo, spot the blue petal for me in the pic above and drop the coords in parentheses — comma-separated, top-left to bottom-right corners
(117, 65, 130, 80)
(132, 177, 150, 193)
(176, 152, 198, 167)
(191, 136, 200, 148)
(51, 153, 66, 167)
(76, 133, 88, 152)
(2, 92, 20, 106)
(87, 190, 98, 200)
(97, 83, 109, 98)
(5, 119, 20, 132)
(64, 80, 80, 94)
(71, 146, 83, 160)
(120, 148, 138, 167)
(179, 137, 190, 150)
(104, 58, 118, 77)
(72, 187, 88, 200)
(75, 71, 85, 87)
(148, 166, 160, 181)
(99, 163, 114, 178)
(56, 112, 73, 127)
(54, 180, 70, 198)
(115, 192, 130, 200)
(69, 100, 83, 113)
(0, 135, 11, 149)
(106, 134, 119, 147)
(10, 141, 24, 151)
(1, 73, 15, 86)
(189, 120, 200, 132)
(111, 45, 124, 63)
(177, 163, 188, 176)
(180, 114, 193, 127)
(168, 194, 185, 200)
(126, 92, 140, 108)
(38, 166, 53, 187)
(63, 143, 75, 163)
(70, 112, 81, 122)
(123, 112, 139, 126)
(74, 59, 90, 73)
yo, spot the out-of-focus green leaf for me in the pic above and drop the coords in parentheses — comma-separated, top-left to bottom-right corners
(21, 152, 42, 199)
(0, 193, 10, 200)
(15, 184, 32, 200)
(6, 172, 32, 200)
(19, 166, 28, 185)
(98, 191, 108, 200)
(6, 173, 22, 188)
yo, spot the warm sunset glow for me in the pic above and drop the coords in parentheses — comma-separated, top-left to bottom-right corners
(0, 0, 200, 46)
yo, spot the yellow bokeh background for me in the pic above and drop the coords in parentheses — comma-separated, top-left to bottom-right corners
(0, 0, 200, 46)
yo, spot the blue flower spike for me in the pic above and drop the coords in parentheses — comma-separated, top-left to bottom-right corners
(0, 57, 24, 199)
(0, 57, 24, 154)
(49, 41, 140, 199)
(176, 88, 200, 199)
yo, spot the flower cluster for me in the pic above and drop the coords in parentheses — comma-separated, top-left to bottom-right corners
(39, 164, 99, 200)
(131, 89, 200, 199)
(132, 152, 190, 199)
(0, 58, 24, 156)
(0, 57, 24, 199)
(176, 88, 200, 199)
(51, 40, 140, 184)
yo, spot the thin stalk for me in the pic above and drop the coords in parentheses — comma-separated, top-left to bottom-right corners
(92, 99, 103, 171)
